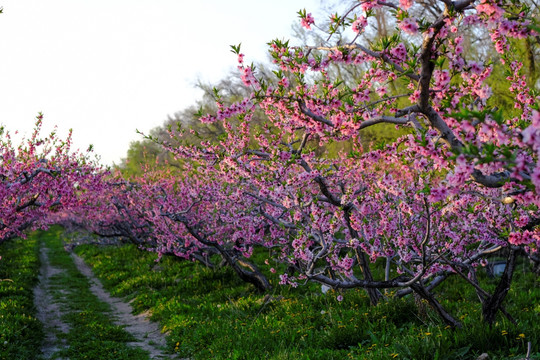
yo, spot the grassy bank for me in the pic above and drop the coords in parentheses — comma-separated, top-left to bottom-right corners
(0, 234, 42, 360)
(75, 241, 540, 360)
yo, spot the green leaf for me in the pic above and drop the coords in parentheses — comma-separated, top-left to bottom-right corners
(229, 43, 242, 55)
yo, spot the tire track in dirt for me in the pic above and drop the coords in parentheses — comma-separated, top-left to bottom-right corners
(33, 246, 70, 359)
(70, 253, 176, 359)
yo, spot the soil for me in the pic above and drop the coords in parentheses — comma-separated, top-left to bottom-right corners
(33, 246, 70, 359)
(34, 242, 179, 359)
(71, 253, 175, 359)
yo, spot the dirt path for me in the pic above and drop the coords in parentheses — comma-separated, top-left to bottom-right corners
(34, 242, 178, 359)
(71, 253, 174, 359)
(33, 246, 70, 359)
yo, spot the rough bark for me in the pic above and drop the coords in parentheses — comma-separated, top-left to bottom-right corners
(482, 249, 517, 325)
(410, 282, 462, 328)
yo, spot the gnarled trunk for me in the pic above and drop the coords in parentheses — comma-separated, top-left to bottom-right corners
(410, 282, 462, 328)
(482, 249, 517, 325)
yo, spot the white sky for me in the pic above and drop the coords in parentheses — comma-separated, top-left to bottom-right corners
(0, 0, 323, 166)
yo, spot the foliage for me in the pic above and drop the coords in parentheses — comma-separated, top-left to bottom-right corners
(0, 114, 106, 242)
(55, 0, 540, 330)
(2, 0, 540, 351)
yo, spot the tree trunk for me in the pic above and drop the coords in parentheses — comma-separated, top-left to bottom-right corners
(410, 282, 462, 328)
(180, 220, 272, 292)
(526, 37, 536, 83)
(355, 249, 382, 305)
(198, 245, 271, 292)
(482, 249, 517, 325)
(344, 209, 382, 305)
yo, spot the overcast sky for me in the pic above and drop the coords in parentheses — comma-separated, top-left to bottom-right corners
(0, 0, 322, 165)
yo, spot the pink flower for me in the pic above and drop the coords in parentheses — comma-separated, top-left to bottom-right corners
(239, 66, 256, 86)
(301, 13, 315, 30)
(399, 18, 419, 35)
(475, 85, 492, 100)
(337, 295, 343, 302)
(532, 110, 540, 127)
(508, 231, 532, 245)
(278, 77, 289, 87)
(515, 215, 529, 228)
(521, 125, 539, 146)
(532, 166, 540, 193)
(428, 186, 448, 202)
(360, 0, 378, 11)
(409, 89, 420, 103)
(390, 43, 408, 62)
(400, 0, 415, 10)
(468, 61, 484, 75)
(433, 70, 451, 89)
(476, 0, 504, 20)
(352, 16, 368, 34)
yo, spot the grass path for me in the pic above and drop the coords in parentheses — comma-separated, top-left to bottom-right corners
(34, 229, 176, 360)
(70, 252, 170, 358)
(33, 246, 70, 357)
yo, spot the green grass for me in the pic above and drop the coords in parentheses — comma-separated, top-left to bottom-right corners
(40, 227, 151, 360)
(0, 233, 43, 360)
(74, 240, 540, 360)
(1, 229, 538, 359)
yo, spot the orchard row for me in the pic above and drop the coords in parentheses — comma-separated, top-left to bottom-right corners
(2, 0, 539, 329)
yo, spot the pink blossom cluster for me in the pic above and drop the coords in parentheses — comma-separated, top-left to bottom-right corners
(476, 0, 505, 21)
(351, 16, 368, 34)
(300, 13, 315, 30)
(7, 0, 539, 327)
(1, 116, 105, 242)
(399, 0, 415, 10)
(398, 18, 419, 35)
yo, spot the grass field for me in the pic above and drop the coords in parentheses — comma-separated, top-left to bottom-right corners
(74, 237, 539, 359)
(0, 233, 42, 360)
(0, 229, 538, 359)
